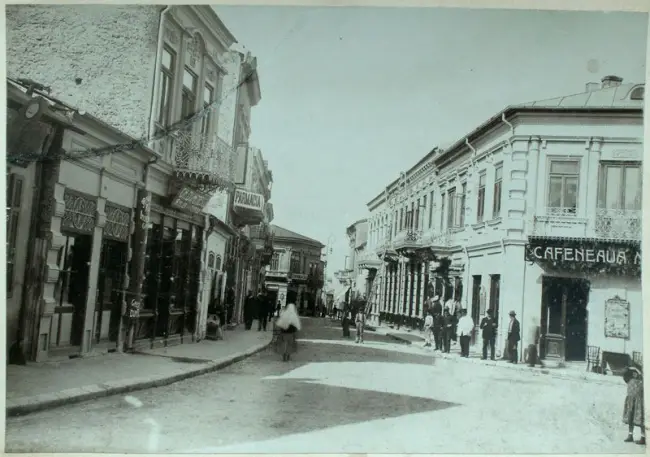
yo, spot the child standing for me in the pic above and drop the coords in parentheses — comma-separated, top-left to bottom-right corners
(423, 311, 434, 347)
(355, 309, 366, 344)
(623, 365, 645, 445)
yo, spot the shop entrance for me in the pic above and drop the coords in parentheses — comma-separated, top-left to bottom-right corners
(52, 233, 92, 351)
(95, 239, 128, 343)
(540, 276, 590, 362)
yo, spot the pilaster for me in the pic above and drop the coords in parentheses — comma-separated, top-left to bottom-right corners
(405, 262, 412, 316)
(418, 262, 425, 318)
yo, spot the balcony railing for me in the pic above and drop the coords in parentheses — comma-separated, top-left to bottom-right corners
(173, 130, 235, 189)
(393, 229, 423, 249)
(594, 208, 642, 241)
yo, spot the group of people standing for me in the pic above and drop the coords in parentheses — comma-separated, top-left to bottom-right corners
(422, 295, 524, 363)
(243, 290, 281, 332)
(422, 295, 464, 353)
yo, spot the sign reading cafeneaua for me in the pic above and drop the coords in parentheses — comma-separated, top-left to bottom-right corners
(525, 238, 642, 275)
(527, 245, 641, 265)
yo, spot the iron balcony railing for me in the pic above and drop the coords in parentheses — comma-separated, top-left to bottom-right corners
(593, 208, 642, 241)
(172, 130, 236, 187)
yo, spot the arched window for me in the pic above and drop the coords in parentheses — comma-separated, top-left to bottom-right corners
(215, 255, 222, 271)
(208, 252, 215, 269)
(630, 86, 644, 100)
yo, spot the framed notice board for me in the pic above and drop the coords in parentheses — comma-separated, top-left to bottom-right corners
(604, 296, 630, 339)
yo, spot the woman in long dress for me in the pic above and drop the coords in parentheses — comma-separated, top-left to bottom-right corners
(275, 303, 301, 361)
(623, 365, 645, 445)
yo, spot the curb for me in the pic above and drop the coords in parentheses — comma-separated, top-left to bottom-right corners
(6, 340, 272, 418)
(378, 327, 621, 386)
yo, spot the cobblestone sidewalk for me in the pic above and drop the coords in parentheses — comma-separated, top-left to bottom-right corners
(6, 326, 273, 417)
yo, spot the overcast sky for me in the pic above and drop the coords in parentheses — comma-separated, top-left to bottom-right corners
(213, 6, 648, 278)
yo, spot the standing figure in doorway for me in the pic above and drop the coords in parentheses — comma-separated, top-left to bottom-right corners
(355, 308, 366, 343)
(243, 291, 255, 330)
(526, 317, 543, 367)
(457, 309, 474, 358)
(442, 308, 453, 353)
(623, 364, 645, 445)
(225, 286, 235, 325)
(432, 310, 444, 351)
(423, 310, 434, 348)
(480, 309, 498, 360)
(507, 310, 521, 363)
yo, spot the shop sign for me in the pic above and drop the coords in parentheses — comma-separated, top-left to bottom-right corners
(604, 295, 630, 339)
(171, 187, 212, 214)
(233, 188, 264, 212)
(525, 237, 641, 276)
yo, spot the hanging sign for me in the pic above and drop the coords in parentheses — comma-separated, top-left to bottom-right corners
(525, 237, 641, 276)
(604, 295, 630, 339)
(233, 188, 264, 211)
(171, 187, 211, 214)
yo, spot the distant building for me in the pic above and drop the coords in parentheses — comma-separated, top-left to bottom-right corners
(364, 76, 643, 364)
(264, 225, 325, 315)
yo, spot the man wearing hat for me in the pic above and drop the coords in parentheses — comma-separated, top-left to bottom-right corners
(431, 295, 443, 316)
(480, 309, 498, 360)
(623, 363, 645, 445)
(507, 310, 521, 363)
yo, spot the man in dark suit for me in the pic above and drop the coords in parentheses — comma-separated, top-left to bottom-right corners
(507, 310, 521, 363)
(480, 309, 498, 360)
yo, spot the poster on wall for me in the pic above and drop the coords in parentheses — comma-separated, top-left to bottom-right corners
(604, 295, 630, 339)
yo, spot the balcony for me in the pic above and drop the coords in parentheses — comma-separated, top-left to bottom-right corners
(173, 131, 235, 190)
(593, 208, 641, 241)
(357, 251, 382, 271)
(393, 229, 423, 251)
(530, 207, 589, 239)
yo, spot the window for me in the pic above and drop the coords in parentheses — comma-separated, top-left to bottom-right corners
(489, 274, 501, 322)
(459, 182, 467, 227)
(410, 202, 415, 229)
(428, 191, 434, 228)
(270, 252, 280, 270)
(493, 164, 503, 218)
(201, 84, 214, 138)
(6, 174, 23, 297)
(630, 86, 644, 100)
(547, 160, 579, 214)
(598, 162, 642, 210)
(399, 208, 404, 231)
(440, 192, 446, 230)
(415, 199, 420, 230)
(157, 47, 175, 127)
(208, 252, 215, 269)
(471, 275, 482, 325)
(422, 196, 427, 230)
(477, 172, 486, 222)
(447, 188, 456, 228)
(181, 67, 198, 120)
(215, 255, 222, 270)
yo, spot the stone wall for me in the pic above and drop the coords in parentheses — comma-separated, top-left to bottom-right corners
(6, 4, 160, 140)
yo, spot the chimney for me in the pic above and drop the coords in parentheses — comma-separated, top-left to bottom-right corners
(585, 82, 600, 92)
(601, 75, 623, 89)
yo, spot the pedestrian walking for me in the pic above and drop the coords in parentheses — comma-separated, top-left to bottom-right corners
(457, 309, 474, 357)
(506, 310, 521, 363)
(243, 291, 255, 330)
(275, 300, 282, 317)
(431, 295, 442, 316)
(432, 310, 443, 351)
(257, 290, 271, 331)
(623, 364, 645, 445)
(442, 309, 453, 353)
(423, 311, 434, 347)
(225, 286, 235, 325)
(480, 309, 497, 360)
(526, 317, 543, 367)
(355, 308, 366, 343)
(275, 303, 301, 361)
(342, 307, 351, 338)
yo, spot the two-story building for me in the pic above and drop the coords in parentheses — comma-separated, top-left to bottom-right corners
(365, 76, 643, 365)
(264, 225, 325, 315)
(5, 5, 266, 361)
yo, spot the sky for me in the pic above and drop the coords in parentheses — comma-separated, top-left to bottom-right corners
(213, 6, 648, 278)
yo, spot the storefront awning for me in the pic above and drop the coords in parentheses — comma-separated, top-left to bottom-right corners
(335, 286, 350, 303)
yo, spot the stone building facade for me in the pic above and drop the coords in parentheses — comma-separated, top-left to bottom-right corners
(364, 76, 643, 364)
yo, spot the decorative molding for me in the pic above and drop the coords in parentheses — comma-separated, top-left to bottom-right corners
(164, 26, 180, 45)
(61, 190, 97, 235)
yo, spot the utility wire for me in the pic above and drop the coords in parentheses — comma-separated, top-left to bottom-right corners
(6, 59, 257, 165)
